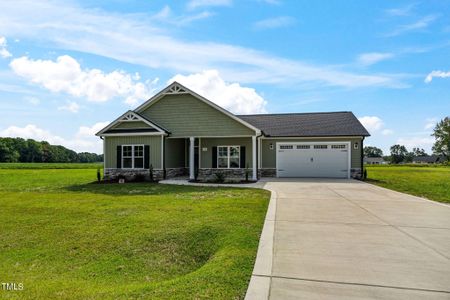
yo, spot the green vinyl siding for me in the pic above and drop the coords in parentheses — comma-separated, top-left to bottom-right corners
(112, 121, 151, 129)
(200, 137, 253, 168)
(261, 137, 363, 169)
(105, 136, 162, 169)
(139, 94, 256, 137)
(165, 138, 186, 168)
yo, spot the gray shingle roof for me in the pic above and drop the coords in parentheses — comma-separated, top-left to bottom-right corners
(238, 111, 370, 137)
(412, 155, 444, 163)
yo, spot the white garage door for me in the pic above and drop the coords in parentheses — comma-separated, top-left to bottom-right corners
(277, 142, 350, 178)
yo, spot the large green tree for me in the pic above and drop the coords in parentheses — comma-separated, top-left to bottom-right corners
(432, 117, 450, 161)
(363, 146, 383, 157)
(390, 144, 408, 164)
(0, 140, 20, 162)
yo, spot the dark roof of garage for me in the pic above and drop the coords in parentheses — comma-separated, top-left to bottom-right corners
(237, 111, 370, 137)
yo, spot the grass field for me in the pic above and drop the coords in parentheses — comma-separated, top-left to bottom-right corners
(0, 166, 269, 299)
(0, 162, 102, 169)
(365, 165, 450, 203)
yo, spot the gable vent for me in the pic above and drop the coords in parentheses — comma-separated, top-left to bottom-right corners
(121, 113, 139, 121)
(164, 84, 187, 94)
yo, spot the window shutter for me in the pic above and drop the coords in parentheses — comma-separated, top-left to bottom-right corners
(144, 145, 150, 169)
(240, 146, 246, 168)
(212, 146, 217, 168)
(116, 145, 122, 168)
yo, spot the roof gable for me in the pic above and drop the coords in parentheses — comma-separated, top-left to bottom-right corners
(96, 111, 168, 136)
(135, 82, 260, 134)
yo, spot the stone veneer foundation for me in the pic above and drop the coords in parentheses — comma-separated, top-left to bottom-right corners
(105, 167, 362, 181)
(104, 168, 164, 181)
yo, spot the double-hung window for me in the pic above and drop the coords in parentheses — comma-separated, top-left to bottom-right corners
(122, 145, 144, 169)
(217, 146, 240, 168)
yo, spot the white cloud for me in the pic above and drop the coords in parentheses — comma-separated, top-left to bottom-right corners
(153, 5, 213, 25)
(358, 116, 384, 132)
(187, 0, 231, 10)
(424, 70, 450, 83)
(253, 16, 296, 30)
(0, 36, 12, 58)
(385, 15, 438, 37)
(169, 70, 267, 114)
(424, 118, 438, 130)
(0, 122, 108, 153)
(58, 101, 80, 113)
(382, 129, 394, 135)
(385, 4, 416, 17)
(358, 116, 395, 137)
(9, 55, 158, 105)
(24, 96, 40, 105)
(357, 52, 394, 66)
(76, 122, 110, 139)
(0, 0, 405, 89)
(396, 137, 434, 152)
(0, 124, 65, 145)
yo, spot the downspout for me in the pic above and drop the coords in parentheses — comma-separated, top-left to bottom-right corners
(100, 136, 105, 177)
(361, 137, 364, 180)
(163, 135, 166, 179)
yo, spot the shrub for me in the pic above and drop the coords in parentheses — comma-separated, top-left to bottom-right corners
(134, 173, 146, 182)
(245, 163, 250, 182)
(213, 172, 226, 183)
(149, 164, 154, 182)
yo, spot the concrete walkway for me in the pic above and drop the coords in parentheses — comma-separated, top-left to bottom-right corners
(247, 179, 450, 300)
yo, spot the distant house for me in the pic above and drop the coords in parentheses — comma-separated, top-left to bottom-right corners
(412, 155, 446, 164)
(364, 157, 386, 165)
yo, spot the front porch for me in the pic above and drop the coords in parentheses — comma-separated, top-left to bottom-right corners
(165, 136, 258, 181)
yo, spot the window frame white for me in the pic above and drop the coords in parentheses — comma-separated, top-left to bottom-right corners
(217, 145, 241, 169)
(121, 144, 145, 169)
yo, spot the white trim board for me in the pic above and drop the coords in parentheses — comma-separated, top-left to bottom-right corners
(166, 135, 255, 139)
(261, 136, 363, 140)
(100, 132, 166, 137)
(96, 110, 167, 136)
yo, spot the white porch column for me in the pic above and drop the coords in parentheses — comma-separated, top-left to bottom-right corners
(252, 135, 257, 180)
(189, 137, 195, 180)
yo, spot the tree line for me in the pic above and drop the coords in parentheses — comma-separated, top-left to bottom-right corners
(364, 145, 430, 164)
(364, 117, 449, 164)
(0, 137, 103, 163)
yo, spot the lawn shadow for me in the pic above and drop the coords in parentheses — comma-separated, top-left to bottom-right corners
(365, 178, 386, 184)
(64, 181, 241, 196)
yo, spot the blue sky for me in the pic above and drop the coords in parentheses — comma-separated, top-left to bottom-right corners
(0, 0, 449, 154)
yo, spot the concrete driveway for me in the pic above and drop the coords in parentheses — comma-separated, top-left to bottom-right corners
(247, 179, 450, 300)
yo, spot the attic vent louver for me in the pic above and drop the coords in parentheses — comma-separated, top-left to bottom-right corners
(121, 113, 139, 121)
(164, 84, 187, 94)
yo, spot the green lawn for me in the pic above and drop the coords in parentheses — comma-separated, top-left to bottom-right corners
(0, 167, 269, 299)
(365, 165, 450, 203)
(0, 162, 102, 169)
